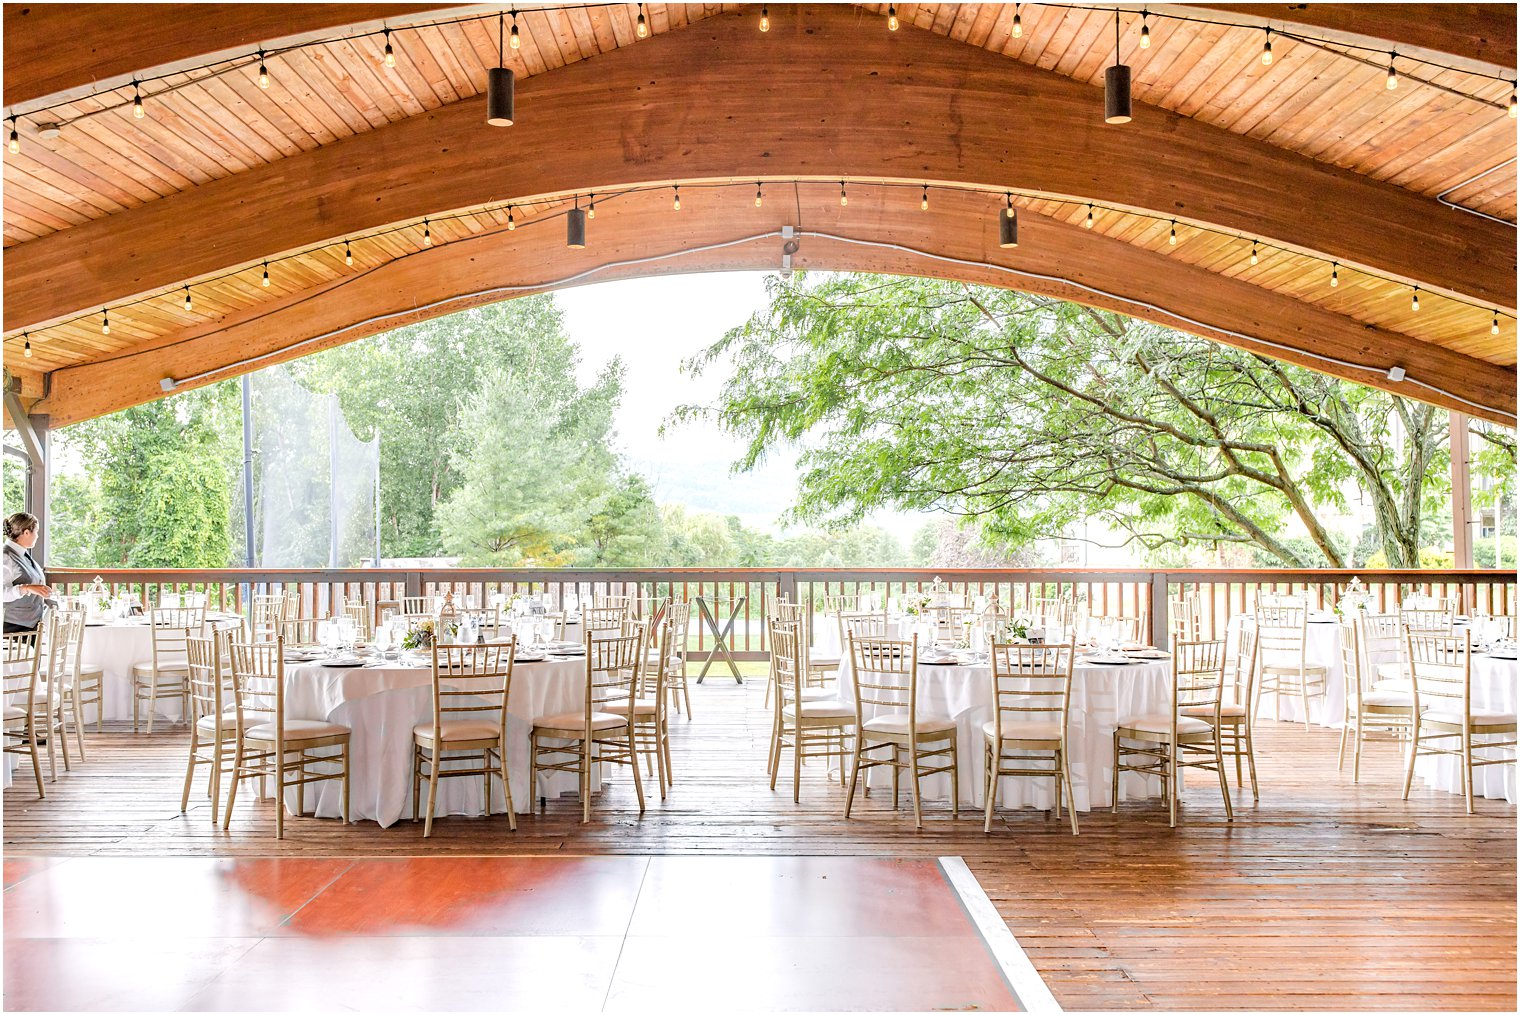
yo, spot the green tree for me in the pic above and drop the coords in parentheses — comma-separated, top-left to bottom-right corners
(682, 273, 1486, 568)
(581, 473, 666, 566)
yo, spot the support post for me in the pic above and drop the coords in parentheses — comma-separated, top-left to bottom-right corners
(3, 386, 48, 563)
(1450, 410, 1473, 571)
(1150, 571, 1170, 650)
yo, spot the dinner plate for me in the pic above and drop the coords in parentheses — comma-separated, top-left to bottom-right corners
(1485, 649, 1518, 660)
(320, 658, 365, 668)
(1126, 649, 1171, 659)
(918, 657, 957, 666)
(516, 654, 548, 663)
(1083, 655, 1133, 665)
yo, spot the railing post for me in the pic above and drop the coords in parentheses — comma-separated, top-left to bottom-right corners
(1151, 570, 1170, 650)
(777, 569, 797, 605)
(404, 569, 422, 598)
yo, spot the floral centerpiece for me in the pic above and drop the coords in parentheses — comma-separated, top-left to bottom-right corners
(903, 592, 934, 617)
(1334, 577, 1372, 616)
(999, 616, 1031, 642)
(401, 619, 435, 650)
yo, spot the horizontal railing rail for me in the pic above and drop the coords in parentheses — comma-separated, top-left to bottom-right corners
(49, 566, 1517, 656)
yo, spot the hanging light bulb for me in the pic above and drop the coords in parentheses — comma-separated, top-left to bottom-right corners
(487, 14, 515, 126)
(7, 118, 17, 155)
(1330, 261, 1339, 287)
(1084, 204, 1095, 229)
(1140, 10, 1150, 49)
(755, 183, 764, 208)
(22, 334, 31, 359)
(672, 184, 681, 211)
(999, 196, 1018, 248)
(344, 240, 353, 265)
(921, 185, 929, 211)
(1104, 11, 1131, 124)
(1411, 286, 1420, 311)
(1260, 28, 1273, 66)
(636, 3, 648, 38)
(132, 81, 144, 119)
(257, 50, 270, 89)
(1012, 3, 1022, 39)
(839, 180, 848, 207)
(587, 193, 596, 220)
(422, 219, 432, 246)
(101, 310, 110, 335)
(507, 206, 516, 230)
(510, 10, 521, 49)
(1168, 219, 1177, 245)
(888, 5, 899, 31)
(566, 197, 587, 249)
(1249, 240, 1259, 265)
(1493, 311, 1501, 335)
(1386, 53, 1398, 90)
(261, 262, 271, 287)
(183, 287, 192, 312)
(383, 28, 397, 67)
(759, 6, 769, 32)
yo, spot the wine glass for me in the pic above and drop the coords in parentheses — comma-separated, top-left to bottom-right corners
(372, 624, 392, 660)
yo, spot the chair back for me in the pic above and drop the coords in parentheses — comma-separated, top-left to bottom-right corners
(1338, 619, 1366, 712)
(594, 593, 631, 610)
(583, 629, 643, 727)
(150, 607, 205, 671)
(629, 596, 668, 624)
(772, 600, 805, 625)
(585, 606, 629, 635)
(429, 639, 516, 736)
(823, 593, 861, 616)
(1170, 591, 1202, 642)
(665, 601, 691, 641)
(251, 594, 285, 640)
(227, 638, 284, 739)
(279, 617, 323, 647)
(1358, 613, 1402, 673)
(1028, 596, 1073, 635)
(840, 611, 889, 641)
(186, 633, 227, 727)
(57, 605, 91, 680)
(769, 620, 804, 712)
(342, 601, 372, 640)
(988, 642, 1074, 741)
(1255, 605, 1307, 663)
(2, 628, 43, 721)
(401, 596, 434, 618)
(1405, 630, 1472, 719)
(1086, 614, 1144, 645)
(44, 609, 84, 695)
(1403, 594, 1454, 612)
(1228, 622, 1258, 707)
(1400, 606, 1455, 634)
(847, 633, 919, 727)
(1173, 639, 1227, 723)
(1258, 591, 1308, 609)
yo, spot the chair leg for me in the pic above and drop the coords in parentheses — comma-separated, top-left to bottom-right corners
(1401, 726, 1421, 800)
(1352, 719, 1364, 784)
(499, 740, 517, 832)
(411, 745, 422, 822)
(1111, 732, 1121, 813)
(180, 727, 199, 812)
(209, 741, 223, 827)
(844, 737, 863, 818)
(627, 730, 647, 814)
(423, 746, 440, 837)
(28, 726, 45, 798)
(1462, 729, 1474, 815)
(1233, 731, 1243, 789)
(222, 745, 242, 830)
(1299, 670, 1311, 730)
(908, 741, 923, 830)
(793, 721, 803, 804)
(580, 736, 593, 823)
(1243, 726, 1260, 801)
(1214, 736, 1234, 821)
(983, 741, 996, 834)
(1167, 744, 1178, 828)
(341, 744, 350, 824)
(949, 739, 959, 818)
(1337, 719, 1348, 771)
(1061, 754, 1079, 835)
(146, 678, 157, 735)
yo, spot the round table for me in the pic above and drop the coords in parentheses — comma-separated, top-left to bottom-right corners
(1412, 652, 1517, 803)
(835, 652, 1172, 811)
(79, 613, 244, 723)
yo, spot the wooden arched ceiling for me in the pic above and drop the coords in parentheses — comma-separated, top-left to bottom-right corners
(4, 3, 1515, 427)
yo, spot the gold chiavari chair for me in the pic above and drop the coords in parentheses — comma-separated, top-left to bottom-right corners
(984, 641, 1078, 835)
(1210, 622, 1260, 800)
(342, 601, 372, 641)
(250, 594, 286, 642)
(1113, 639, 1234, 827)
(823, 592, 862, 616)
(222, 638, 351, 839)
(36, 609, 83, 770)
(1085, 614, 1146, 646)
(629, 595, 668, 624)
(839, 611, 890, 642)
(662, 600, 693, 718)
(411, 639, 518, 836)
(1336, 619, 1416, 783)
(606, 618, 672, 799)
(1252, 604, 1327, 729)
(1399, 605, 1456, 635)
(279, 617, 324, 648)
(585, 605, 630, 636)
(131, 606, 205, 733)
(768, 620, 855, 802)
(763, 601, 807, 706)
(1028, 596, 1074, 639)
(180, 630, 239, 825)
(1169, 591, 1202, 643)
(1257, 591, 1308, 609)
(1402, 631, 1517, 814)
(594, 593, 631, 611)
(59, 605, 105, 735)
(3, 629, 45, 798)
(845, 633, 959, 829)
(401, 596, 436, 619)
(530, 628, 648, 823)
(1361, 613, 1410, 691)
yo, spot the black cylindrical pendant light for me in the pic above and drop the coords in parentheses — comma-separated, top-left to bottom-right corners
(487, 15, 515, 126)
(1104, 12, 1132, 124)
(566, 205, 587, 249)
(998, 204, 1018, 249)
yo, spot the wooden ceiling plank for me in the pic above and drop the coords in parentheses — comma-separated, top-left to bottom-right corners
(323, 36, 418, 126)
(275, 48, 377, 136)
(4, 162, 126, 221)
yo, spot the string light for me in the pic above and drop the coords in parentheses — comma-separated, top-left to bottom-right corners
(587, 193, 596, 219)
(1386, 52, 1398, 90)
(755, 183, 763, 208)
(1012, 4, 1022, 39)
(672, 184, 680, 211)
(1084, 204, 1094, 229)
(7, 118, 17, 154)
(1493, 311, 1501, 335)
(999, 195, 1018, 248)
(383, 28, 397, 66)
(506, 206, 516, 230)
(1005, 192, 1015, 219)
(636, 3, 648, 38)
(183, 287, 192, 312)
(257, 50, 270, 89)
(1411, 286, 1420, 311)
(1250, 240, 1259, 265)
(101, 310, 110, 335)
(1330, 261, 1339, 287)
(1104, 11, 1131, 124)
(839, 180, 848, 207)
(22, 333, 31, 358)
(1168, 219, 1177, 245)
(921, 185, 929, 211)
(1261, 28, 1272, 66)
(261, 261, 270, 287)
(132, 80, 144, 119)
(510, 10, 521, 50)
(487, 14, 516, 126)
(422, 218, 432, 246)
(1140, 10, 1150, 49)
(888, 5, 899, 31)
(344, 240, 353, 265)
(759, 6, 769, 32)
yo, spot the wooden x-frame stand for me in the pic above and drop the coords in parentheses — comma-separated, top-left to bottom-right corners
(695, 595, 745, 684)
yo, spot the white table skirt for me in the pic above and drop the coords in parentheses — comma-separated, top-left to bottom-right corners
(1413, 653, 1517, 803)
(1226, 615, 1345, 728)
(79, 615, 244, 723)
(275, 656, 593, 826)
(835, 655, 1172, 811)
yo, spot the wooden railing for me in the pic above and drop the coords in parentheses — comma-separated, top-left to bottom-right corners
(50, 567, 1516, 657)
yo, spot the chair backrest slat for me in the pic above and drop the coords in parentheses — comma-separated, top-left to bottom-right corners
(430, 640, 516, 731)
(847, 633, 919, 726)
(1173, 639, 1226, 719)
(1405, 630, 1471, 716)
(989, 642, 1074, 735)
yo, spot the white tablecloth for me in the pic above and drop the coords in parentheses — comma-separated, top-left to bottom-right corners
(835, 654, 1172, 811)
(1413, 653, 1517, 803)
(79, 614, 244, 722)
(276, 655, 591, 826)
(1226, 615, 1345, 728)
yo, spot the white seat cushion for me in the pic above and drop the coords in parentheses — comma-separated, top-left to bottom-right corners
(413, 719, 502, 742)
(604, 697, 658, 717)
(1423, 709, 1517, 728)
(1260, 661, 1328, 675)
(1374, 661, 1405, 681)
(1372, 679, 1413, 692)
(3, 704, 25, 723)
(799, 686, 836, 701)
(782, 699, 855, 720)
(808, 654, 842, 668)
(131, 663, 188, 678)
(982, 719, 1063, 742)
(195, 710, 241, 733)
(1118, 713, 1213, 736)
(1181, 703, 1247, 720)
(862, 714, 956, 736)
(532, 711, 627, 733)
(1358, 691, 1414, 709)
(245, 719, 349, 741)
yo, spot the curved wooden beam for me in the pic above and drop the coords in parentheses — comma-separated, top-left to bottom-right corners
(2, 3, 461, 108)
(37, 186, 1515, 428)
(5, 3, 1513, 336)
(1190, 3, 1517, 70)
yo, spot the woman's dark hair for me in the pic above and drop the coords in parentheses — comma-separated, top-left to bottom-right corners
(4, 512, 38, 541)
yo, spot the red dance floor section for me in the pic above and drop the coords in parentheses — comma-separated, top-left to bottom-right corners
(3, 855, 1031, 1012)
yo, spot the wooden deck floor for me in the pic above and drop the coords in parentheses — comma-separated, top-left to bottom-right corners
(5, 670, 1515, 1011)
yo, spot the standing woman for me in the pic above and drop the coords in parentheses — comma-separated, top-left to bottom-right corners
(3, 512, 54, 633)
